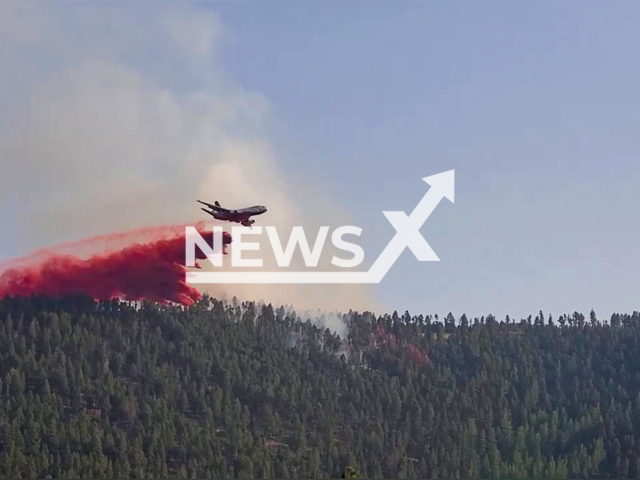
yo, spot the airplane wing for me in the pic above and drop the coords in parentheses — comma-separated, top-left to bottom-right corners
(197, 200, 226, 212)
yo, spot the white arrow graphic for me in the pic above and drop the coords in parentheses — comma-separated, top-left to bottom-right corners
(368, 169, 454, 282)
(186, 170, 454, 284)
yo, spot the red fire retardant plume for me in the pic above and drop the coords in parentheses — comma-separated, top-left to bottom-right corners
(0, 228, 231, 306)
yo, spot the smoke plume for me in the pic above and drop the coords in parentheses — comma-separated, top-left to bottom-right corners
(0, 3, 378, 312)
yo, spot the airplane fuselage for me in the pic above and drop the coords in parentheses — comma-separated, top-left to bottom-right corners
(198, 201, 267, 226)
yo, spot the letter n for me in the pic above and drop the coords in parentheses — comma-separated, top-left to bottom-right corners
(185, 226, 223, 267)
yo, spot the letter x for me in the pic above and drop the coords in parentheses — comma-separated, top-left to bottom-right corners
(383, 211, 439, 261)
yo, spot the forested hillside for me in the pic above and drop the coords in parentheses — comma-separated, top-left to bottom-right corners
(1, 296, 640, 478)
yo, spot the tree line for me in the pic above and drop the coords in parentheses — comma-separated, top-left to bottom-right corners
(0, 295, 639, 478)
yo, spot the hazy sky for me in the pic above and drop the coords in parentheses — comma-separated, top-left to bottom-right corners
(1, 2, 640, 321)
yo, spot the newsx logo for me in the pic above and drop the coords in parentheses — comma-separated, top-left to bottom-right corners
(185, 170, 454, 285)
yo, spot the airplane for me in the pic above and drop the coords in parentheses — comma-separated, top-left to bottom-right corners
(197, 200, 267, 227)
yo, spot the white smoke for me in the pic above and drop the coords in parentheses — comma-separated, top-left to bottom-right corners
(303, 311, 349, 339)
(0, 3, 379, 312)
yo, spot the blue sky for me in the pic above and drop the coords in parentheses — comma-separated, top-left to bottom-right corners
(1, 2, 640, 320)
(218, 2, 640, 320)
